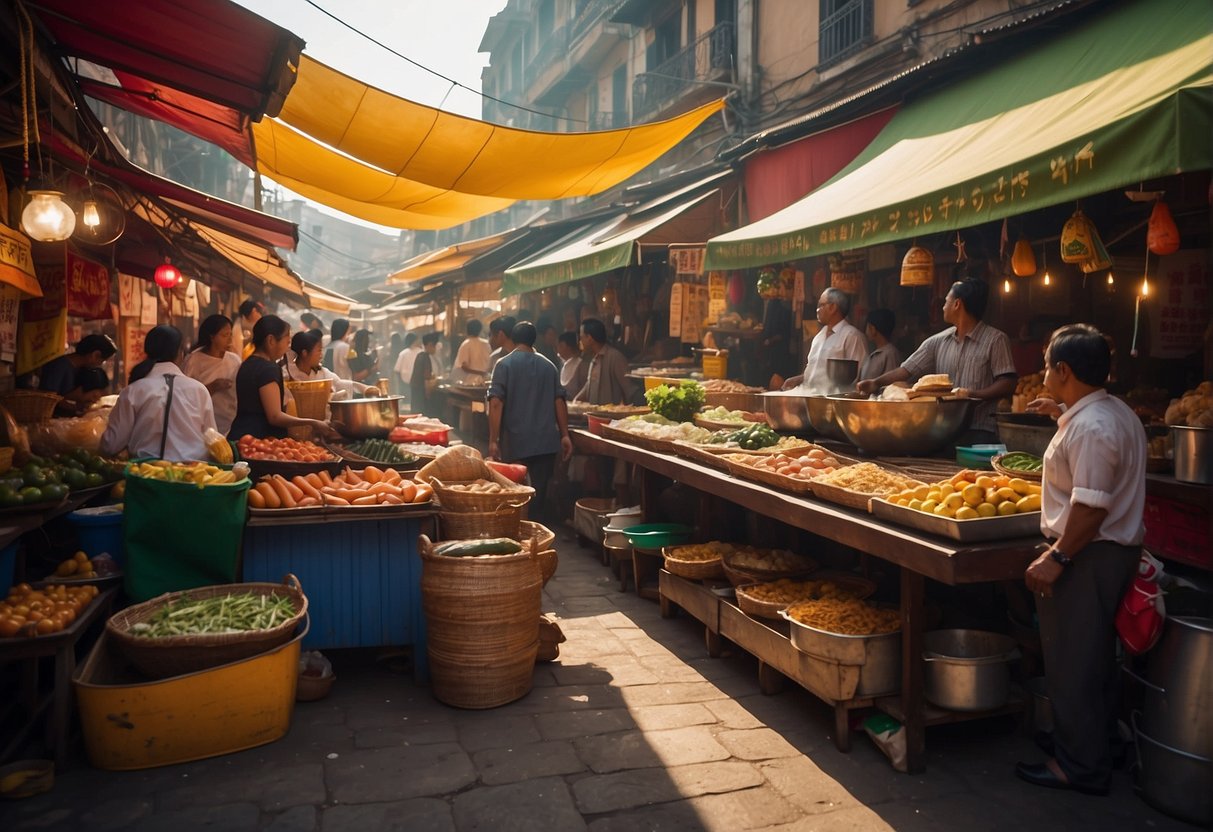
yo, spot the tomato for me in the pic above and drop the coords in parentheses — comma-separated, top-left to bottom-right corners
(0, 617, 22, 637)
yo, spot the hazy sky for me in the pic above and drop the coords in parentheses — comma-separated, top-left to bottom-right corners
(235, 0, 509, 231)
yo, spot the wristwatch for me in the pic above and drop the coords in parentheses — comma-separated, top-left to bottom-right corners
(1048, 547, 1072, 567)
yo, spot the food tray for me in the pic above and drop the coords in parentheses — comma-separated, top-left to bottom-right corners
(703, 391, 765, 412)
(720, 456, 817, 494)
(598, 424, 677, 455)
(778, 609, 902, 699)
(990, 454, 1044, 482)
(734, 584, 796, 620)
(692, 415, 763, 432)
(325, 442, 421, 473)
(807, 480, 878, 513)
(670, 441, 735, 470)
(720, 554, 818, 587)
(36, 571, 124, 588)
(660, 545, 725, 580)
(586, 405, 651, 419)
(733, 576, 880, 620)
(870, 497, 1042, 542)
(243, 458, 342, 481)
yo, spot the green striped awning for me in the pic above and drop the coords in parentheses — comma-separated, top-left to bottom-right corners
(705, 0, 1212, 270)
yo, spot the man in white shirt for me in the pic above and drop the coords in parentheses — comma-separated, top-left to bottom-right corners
(324, 319, 353, 380)
(395, 333, 422, 390)
(451, 319, 491, 384)
(100, 325, 216, 461)
(1016, 324, 1144, 797)
(556, 331, 587, 395)
(782, 288, 867, 393)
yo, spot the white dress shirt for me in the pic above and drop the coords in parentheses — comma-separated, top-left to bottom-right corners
(100, 363, 216, 462)
(801, 318, 867, 394)
(395, 346, 422, 385)
(283, 356, 364, 398)
(451, 336, 491, 384)
(560, 355, 583, 391)
(1041, 389, 1146, 546)
(181, 349, 242, 435)
(329, 339, 352, 380)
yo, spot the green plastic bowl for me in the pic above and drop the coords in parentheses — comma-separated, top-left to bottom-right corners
(623, 523, 693, 549)
(955, 444, 1007, 470)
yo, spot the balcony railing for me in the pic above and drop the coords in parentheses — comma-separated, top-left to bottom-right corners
(632, 21, 734, 120)
(569, 0, 627, 44)
(819, 0, 873, 67)
(524, 20, 571, 90)
(588, 111, 626, 130)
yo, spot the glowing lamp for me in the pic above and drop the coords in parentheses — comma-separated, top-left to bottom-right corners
(1003, 278, 1012, 294)
(81, 200, 101, 229)
(21, 190, 76, 241)
(154, 257, 182, 289)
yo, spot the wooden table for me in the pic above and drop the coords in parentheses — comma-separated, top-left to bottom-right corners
(573, 429, 1040, 773)
(0, 587, 118, 770)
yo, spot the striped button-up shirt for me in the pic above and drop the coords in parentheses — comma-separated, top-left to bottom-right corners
(901, 321, 1016, 433)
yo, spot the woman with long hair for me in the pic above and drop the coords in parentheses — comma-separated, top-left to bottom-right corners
(101, 325, 217, 461)
(229, 315, 336, 440)
(347, 329, 380, 384)
(182, 314, 241, 434)
(283, 330, 372, 398)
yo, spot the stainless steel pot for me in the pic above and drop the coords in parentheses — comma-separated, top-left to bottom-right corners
(995, 412, 1057, 457)
(1137, 616, 1213, 757)
(781, 610, 902, 698)
(1134, 713, 1213, 826)
(829, 396, 977, 456)
(921, 629, 1020, 712)
(761, 392, 811, 432)
(1172, 426, 1212, 484)
(806, 396, 847, 442)
(329, 396, 403, 438)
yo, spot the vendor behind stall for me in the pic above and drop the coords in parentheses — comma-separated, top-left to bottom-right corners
(34, 334, 117, 414)
(285, 330, 372, 398)
(100, 326, 215, 462)
(859, 309, 901, 382)
(410, 332, 444, 419)
(229, 316, 336, 440)
(348, 329, 381, 385)
(781, 288, 867, 393)
(574, 318, 637, 405)
(858, 279, 1016, 443)
(182, 314, 241, 435)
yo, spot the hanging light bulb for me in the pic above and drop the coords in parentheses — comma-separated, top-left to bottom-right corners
(1003, 278, 1012, 294)
(1106, 272, 1115, 286)
(81, 199, 101, 229)
(1141, 276, 1150, 297)
(154, 257, 181, 289)
(21, 190, 76, 241)
(1041, 243, 1051, 286)
(71, 182, 126, 246)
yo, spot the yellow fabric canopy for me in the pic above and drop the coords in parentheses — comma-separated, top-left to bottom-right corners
(303, 281, 360, 314)
(276, 56, 725, 200)
(386, 232, 511, 284)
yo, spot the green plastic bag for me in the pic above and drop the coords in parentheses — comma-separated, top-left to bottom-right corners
(122, 470, 250, 602)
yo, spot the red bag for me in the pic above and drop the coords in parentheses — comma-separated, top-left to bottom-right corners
(1116, 551, 1166, 655)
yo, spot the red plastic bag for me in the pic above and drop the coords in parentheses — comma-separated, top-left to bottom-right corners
(1116, 551, 1166, 655)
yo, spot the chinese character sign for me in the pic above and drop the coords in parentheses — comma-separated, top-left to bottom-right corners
(66, 250, 112, 320)
(1150, 250, 1210, 359)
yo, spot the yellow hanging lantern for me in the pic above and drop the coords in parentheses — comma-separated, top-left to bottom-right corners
(1011, 237, 1036, 277)
(1147, 200, 1180, 255)
(900, 245, 933, 287)
(1060, 208, 1098, 263)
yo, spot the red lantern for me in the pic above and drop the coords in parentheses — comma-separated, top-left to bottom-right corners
(1146, 200, 1180, 255)
(727, 273, 745, 306)
(154, 257, 181, 289)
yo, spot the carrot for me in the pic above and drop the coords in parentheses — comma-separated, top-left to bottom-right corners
(382, 468, 402, 483)
(352, 495, 378, 506)
(297, 496, 319, 507)
(270, 476, 296, 508)
(362, 465, 384, 484)
(349, 480, 371, 492)
(305, 472, 324, 490)
(318, 470, 334, 487)
(398, 481, 416, 502)
(293, 475, 321, 501)
(412, 484, 432, 503)
(248, 488, 266, 509)
(342, 469, 360, 486)
(256, 481, 280, 509)
(321, 494, 349, 506)
(381, 493, 404, 504)
(368, 482, 397, 496)
(281, 476, 304, 502)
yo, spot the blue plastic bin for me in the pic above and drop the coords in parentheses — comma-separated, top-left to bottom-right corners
(0, 540, 16, 596)
(69, 506, 126, 565)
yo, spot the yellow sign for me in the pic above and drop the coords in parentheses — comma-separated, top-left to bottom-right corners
(0, 222, 41, 298)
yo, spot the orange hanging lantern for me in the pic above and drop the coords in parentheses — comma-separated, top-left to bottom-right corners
(1147, 200, 1180, 255)
(1011, 237, 1036, 277)
(1060, 208, 1098, 263)
(900, 245, 933, 287)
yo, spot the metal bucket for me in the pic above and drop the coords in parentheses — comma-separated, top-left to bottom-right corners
(1138, 616, 1213, 757)
(1172, 426, 1212, 484)
(921, 629, 1020, 712)
(1134, 713, 1213, 826)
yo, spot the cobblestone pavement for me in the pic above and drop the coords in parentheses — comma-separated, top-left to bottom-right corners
(3, 532, 1191, 831)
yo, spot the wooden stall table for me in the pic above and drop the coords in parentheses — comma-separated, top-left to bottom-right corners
(242, 506, 437, 682)
(573, 428, 1040, 773)
(0, 587, 117, 770)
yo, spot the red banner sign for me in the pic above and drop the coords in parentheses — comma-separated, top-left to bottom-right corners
(66, 250, 112, 320)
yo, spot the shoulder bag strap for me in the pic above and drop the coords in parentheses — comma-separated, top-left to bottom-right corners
(159, 374, 177, 459)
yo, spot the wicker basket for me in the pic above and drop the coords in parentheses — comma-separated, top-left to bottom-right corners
(105, 575, 309, 679)
(704, 391, 764, 412)
(417, 446, 492, 484)
(808, 480, 879, 512)
(598, 423, 675, 454)
(519, 520, 555, 552)
(420, 535, 541, 709)
(296, 671, 336, 702)
(721, 558, 818, 587)
(0, 446, 12, 476)
(990, 454, 1044, 482)
(285, 379, 332, 421)
(439, 506, 523, 540)
(735, 574, 878, 620)
(720, 455, 817, 494)
(661, 545, 725, 580)
(536, 549, 558, 585)
(430, 478, 534, 512)
(0, 391, 60, 423)
(735, 584, 795, 620)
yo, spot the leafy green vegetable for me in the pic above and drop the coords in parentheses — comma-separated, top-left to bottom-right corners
(645, 380, 706, 423)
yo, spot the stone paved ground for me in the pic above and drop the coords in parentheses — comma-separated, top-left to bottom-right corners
(2, 532, 1193, 831)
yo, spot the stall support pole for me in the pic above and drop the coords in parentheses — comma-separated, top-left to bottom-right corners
(901, 568, 926, 773)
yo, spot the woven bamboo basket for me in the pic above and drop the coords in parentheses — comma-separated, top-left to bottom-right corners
(105, 574, 308, 679)
(807, 481, 879, 512)
(536, 549, 558, 585)
(417, 446, 492, 484)
(735, 584, 797, 620)
(429, 478, 534, 512)
(720, 455, 817, 495)
(0, 391, 60, 423)
(735, 574, 878, 620)
(0, 446, 12, 476)
(285, 379, 332, 421)
(990, 454, 1044, 482)
(420, 535, 541, 709)
(661, 545, 725, 580)
(598, 423, 675, 454)
(438, 505, 523, 541)
(721, 556, 818, 587)
(519, 520, 555, 553)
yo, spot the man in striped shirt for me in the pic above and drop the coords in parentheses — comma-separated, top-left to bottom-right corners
(857, 279, 1017, 443)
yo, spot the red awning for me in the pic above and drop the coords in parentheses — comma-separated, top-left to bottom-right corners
(29, 0, 303, 166)
(742, 108, 897, 222)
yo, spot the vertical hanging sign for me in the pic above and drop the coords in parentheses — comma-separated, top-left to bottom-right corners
(669, 281, 685, 338)
(0, 284, 20, 360)
(17, 251, 68, 375)
(707, 272, 727, 323)
(65, 250, 112, 320)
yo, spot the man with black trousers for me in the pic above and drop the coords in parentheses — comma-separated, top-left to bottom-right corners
(1016, 324, 1145, 796)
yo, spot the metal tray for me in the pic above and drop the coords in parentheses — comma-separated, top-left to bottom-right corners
(870, 498, 1041, 542)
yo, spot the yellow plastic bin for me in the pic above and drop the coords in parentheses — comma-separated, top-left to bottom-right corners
(701, 351, 728, 379)
(643, 376, 684, 391)
(73, 617, 307, 770)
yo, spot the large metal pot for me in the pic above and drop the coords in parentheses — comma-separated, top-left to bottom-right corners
(995, 412, 1057, 457)
(1138, 616, 1213, 757)
(1134, 713, 1213, 826)
(762, 392, 811, 432)
(1172, 426, 1212, 484)
(829, 396, 976, 456)
(328, 396, 403, 438)
(921, 629, 1020, 712)
(806, 396, 847, 442)
(781, 610, 902, 698)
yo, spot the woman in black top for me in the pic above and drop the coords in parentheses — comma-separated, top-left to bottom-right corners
(229, 315, 336, 440)
(347, 329, 380, 385)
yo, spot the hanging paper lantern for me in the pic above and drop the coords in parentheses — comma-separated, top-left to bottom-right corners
(154, 257, 181, 289)
(1147, 200, 1180, 255)
(756, 267, 779, 299)
(21, 189, 76, 242)
(900, 245, 933, 287)
(1060, 208, 1098, 263)
(727, 273, 745, 306)
(1011, 237, 1036, 277)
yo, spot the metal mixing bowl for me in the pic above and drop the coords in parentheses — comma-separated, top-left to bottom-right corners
(329, 396, 403, 438)
(762, 392, 811, 432)
(806, 396, 847, 442)
(827, 395, 976, 455)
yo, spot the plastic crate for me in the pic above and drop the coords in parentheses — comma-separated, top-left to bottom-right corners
(1143, 495, 1211, 570)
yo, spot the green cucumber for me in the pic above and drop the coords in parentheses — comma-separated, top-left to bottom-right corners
(433, 538, 522, 557)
